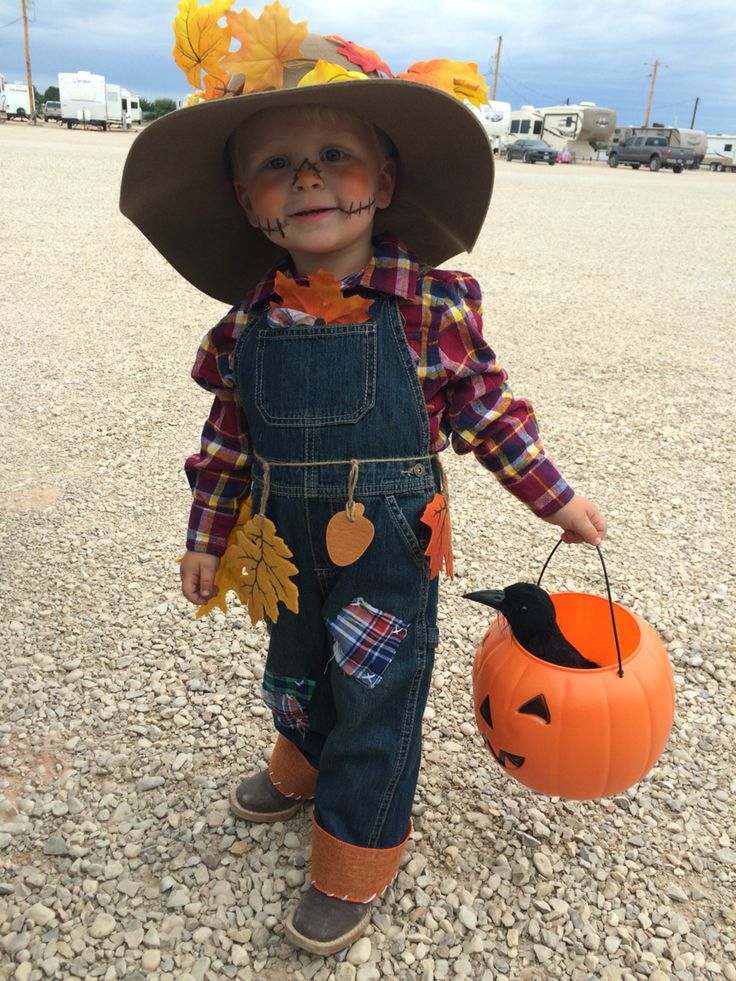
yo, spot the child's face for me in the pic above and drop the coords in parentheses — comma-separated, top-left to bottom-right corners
(233, 107, 396, 278)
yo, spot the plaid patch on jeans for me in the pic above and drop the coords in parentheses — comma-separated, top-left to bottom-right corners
(261, 672, 316, 732)
(328, 598, 409, 689)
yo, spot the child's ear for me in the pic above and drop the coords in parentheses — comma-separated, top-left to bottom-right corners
(233, 180, 259, 227)
(376, 158, 397, 209)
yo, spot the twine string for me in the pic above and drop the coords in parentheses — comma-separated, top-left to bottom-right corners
(258, 461, 271, 517)
(346, 460, 359, 522)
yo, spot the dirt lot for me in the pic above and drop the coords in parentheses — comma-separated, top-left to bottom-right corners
(1, 121, 734, 981)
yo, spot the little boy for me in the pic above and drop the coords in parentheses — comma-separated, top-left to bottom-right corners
(121, 21, 605, 956)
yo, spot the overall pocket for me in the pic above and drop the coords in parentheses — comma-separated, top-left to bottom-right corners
(254, 322, 377, 426)
(384, 494, 431, 569)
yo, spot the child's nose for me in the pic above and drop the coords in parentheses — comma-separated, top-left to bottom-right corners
(292, 159, 325, 191)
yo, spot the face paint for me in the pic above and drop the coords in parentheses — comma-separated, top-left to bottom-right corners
(234, 108, 396, 278)
(253, 180, 285, 216)
(292, 158, 325, 190)
(336, 162, 373, 203)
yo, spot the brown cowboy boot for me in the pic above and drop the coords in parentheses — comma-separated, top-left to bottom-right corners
(228, 769, 305, 823)
(284, 885, 373, 955)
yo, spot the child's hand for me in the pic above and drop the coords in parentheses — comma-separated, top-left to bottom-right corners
(541, 494, 607, 546)
(180, 550, 220, 605)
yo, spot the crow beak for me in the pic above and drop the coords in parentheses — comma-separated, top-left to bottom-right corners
(463, 589, 506, 610)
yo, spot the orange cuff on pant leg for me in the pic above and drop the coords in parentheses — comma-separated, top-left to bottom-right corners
(311, 816, 411, 903)
(267, 734, 318, 800)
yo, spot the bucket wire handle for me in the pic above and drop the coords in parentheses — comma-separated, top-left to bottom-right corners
(537, 541, 624, 677)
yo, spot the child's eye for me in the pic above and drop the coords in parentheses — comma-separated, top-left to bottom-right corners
(266, 156, 289, 170)
(322, 148, 345, 162)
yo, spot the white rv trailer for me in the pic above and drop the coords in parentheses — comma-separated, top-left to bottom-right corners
(0, 75, 6, 121)
(468, 100, 511, 152)
(611, 126, 707, 165)
(121, 88, 142, 125)
(105, 83, 123, 126)
(508, 103, 616, 159)
(1, 79, 32, 119)
(59, 71, 109, 129)
(703, 135, 736, 172)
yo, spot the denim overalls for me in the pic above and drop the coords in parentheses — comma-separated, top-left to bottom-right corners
(234, 294, 441, 888)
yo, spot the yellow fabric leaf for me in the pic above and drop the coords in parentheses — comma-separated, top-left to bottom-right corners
(235, 515, 300, 625)
(172, 0, 234, 91)
(221, 0, 308, 93)
(297, 60, 369, 88)
(195, 497, 252, 618)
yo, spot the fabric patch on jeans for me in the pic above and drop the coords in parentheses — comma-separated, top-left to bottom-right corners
(261, 672, 316, 732)
(328, 597, 409, 688)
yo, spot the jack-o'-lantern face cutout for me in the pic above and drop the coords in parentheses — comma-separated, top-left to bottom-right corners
(472, 593, 676, 800)
(478, 692, 551, 770)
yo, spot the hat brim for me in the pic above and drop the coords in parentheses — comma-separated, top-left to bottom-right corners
(120, 79, 494, 305)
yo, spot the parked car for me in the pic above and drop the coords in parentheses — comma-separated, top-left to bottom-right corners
(505, 139, 557, 165)
(607, 136, 695, 173)
(556, 148, 575, 164)
(43, 100, 62, 122)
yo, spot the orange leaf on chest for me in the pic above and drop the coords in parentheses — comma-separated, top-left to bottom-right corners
(272, 269, 373, 325)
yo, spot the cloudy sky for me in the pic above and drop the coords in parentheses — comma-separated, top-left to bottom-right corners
(1, 0, 733, 132)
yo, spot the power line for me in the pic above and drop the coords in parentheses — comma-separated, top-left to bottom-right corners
(1, 0, 34, 29)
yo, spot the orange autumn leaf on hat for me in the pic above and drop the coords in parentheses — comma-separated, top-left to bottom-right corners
(397, 59, 488, 108)
(272, 269, 373, 324)
(326, 36, 394, 77)
(221, 0, 307, 92)
(420, 492, 454, 579)
(172, 0, 234, 91)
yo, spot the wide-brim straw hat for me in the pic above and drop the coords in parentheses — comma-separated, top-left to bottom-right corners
(120, 34, 494, 305)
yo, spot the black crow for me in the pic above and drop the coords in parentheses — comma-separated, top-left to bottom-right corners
(464, 582, 600, 669)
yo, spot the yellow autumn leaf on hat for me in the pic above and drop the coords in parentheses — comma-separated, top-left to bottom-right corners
(172, 0, 234, 90)
(297, 59, 369, 87)
(445, 60, 489, 108)
(221, 0, 308, 92)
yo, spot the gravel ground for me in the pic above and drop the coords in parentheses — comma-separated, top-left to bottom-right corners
(1, 122, 734, 981)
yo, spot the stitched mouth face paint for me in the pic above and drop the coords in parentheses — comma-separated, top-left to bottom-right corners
(336, 196, 376, 218)
(254, 216, 287, 238)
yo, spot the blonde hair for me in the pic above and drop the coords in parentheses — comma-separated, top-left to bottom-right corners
(228, 103, 397, 181)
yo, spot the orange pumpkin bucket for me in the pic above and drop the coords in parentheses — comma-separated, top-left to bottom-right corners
(471, 545, 676, 800)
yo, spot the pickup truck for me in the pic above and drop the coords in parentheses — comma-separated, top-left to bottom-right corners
(607, 136, 694, 173)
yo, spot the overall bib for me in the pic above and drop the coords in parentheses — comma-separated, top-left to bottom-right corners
(234, 295, 441, 900)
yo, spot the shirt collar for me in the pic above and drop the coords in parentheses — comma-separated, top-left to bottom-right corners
(245, 233, 421, 309)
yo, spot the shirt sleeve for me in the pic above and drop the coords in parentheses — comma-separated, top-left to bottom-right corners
(436, 273, 574, 516)
(184, 305, 252, 555)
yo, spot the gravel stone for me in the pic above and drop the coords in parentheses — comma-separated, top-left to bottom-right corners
(88, 913, 116, 939)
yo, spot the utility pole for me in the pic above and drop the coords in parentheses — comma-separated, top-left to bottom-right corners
(21, 0, 35, 120)
(491, 35, 502, 101)
(690, 97, 700, 128)
(643, 59, 659, 128)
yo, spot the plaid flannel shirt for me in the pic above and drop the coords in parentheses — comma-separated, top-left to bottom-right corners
(185, 234, 573, 554)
